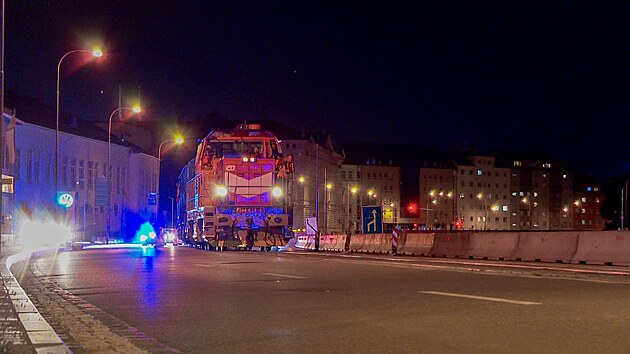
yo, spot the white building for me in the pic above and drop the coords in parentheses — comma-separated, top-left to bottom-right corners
(14, 115, 159, 242)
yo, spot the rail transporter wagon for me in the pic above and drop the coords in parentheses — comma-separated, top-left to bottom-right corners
(178, 123, 294, 249)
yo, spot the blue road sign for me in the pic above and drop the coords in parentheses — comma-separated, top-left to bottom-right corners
(362, 205, 383, 234)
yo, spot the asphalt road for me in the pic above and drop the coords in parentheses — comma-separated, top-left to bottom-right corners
(13, 246, 630, 353)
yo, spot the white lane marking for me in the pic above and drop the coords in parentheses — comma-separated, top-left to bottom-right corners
(419, 291, 542, 305)
(261, 273, 307, 279)
(193, 263, 213, 268)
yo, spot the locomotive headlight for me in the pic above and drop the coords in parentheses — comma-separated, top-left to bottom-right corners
(249, 157, 255, 163)
(215, 185, 228, 197)
(242, 156, 249, 163)
(272, 186, 283, 198)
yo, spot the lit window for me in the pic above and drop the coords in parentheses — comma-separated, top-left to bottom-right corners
(594, 187, 599, 192)
(562, 174, 567, 179)
(582, 209, 586, 214)
(519, 192, 524, 197)
(477, 170, 482, 176)
(533, 192, 538, 197)
(502, 206, 508, 212)
(459, 193, 465, 198)
(514, 161, 522, 166)
(582, 220, 586, 225)
(533, 202, 538, 207)
(581, 197, 586, 203)
(587, 186, 592, 192)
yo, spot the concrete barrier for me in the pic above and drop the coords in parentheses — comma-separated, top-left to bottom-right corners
(331, 235, 346, 251)
(397, 232, 435, 256)
(465, 232, 519, 260)
(349, 234, 367, 252)
(513, 231, 579, 263)
(428, 233, 471, 258)
(572, 231, 630, 266)
(294, 235, 309, 249)
(320, 235, 344, 251)
(361, 233, 391, 254)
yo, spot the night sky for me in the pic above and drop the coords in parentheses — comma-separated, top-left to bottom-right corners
(5, 1, 630, 176)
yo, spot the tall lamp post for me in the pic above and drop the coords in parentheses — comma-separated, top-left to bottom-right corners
(168, 197, 175, 228)
(157, 136, 184, 227)
(107, 106, 141, 243)
(55, 49, 102, 201)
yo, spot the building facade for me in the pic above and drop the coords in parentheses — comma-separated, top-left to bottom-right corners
(454, 156, 511, 231)
(15, 121, 159, 242)
(507, 159, 573, 230)
(419, 161, 457, 230)
(282, 134, 345, 234)
(341, 162, 401, 232)
(573, 181, 605, 230)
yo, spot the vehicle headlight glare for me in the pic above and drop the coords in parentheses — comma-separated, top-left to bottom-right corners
(215, 186, 228, 197)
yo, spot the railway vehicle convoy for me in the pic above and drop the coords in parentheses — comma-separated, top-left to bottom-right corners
(177, 123, 295, 249)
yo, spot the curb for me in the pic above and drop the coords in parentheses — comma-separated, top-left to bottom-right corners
(3, 248, 71, 354)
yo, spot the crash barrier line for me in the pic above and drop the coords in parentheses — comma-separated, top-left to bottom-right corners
(296, 229, 630, 266)
(3, 247, 70, 353)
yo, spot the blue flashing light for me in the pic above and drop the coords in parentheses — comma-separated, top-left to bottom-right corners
(135, 222, 156, 243)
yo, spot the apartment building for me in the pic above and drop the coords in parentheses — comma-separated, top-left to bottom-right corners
(573, 180, 606, 230)
(506, 158, 573, 230)
(455, 156, 511, 231)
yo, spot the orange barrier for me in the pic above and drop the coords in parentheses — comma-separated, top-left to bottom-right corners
(465, 232, 519, 260)
(572, 231, 630, 266)
(428, 233, 471, 258)
(396, 232, 435, 256)
(513, 231, 578, 263)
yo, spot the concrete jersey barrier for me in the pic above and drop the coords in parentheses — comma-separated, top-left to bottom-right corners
(513, 231, 579, 263)
(465, 232, 519, 260)
(349, 234, 368, 252)
(428, 233, 471, 258)
(572, 231, 630, 266)
(396, 232, 435, 256)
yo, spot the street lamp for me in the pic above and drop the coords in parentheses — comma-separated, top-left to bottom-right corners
(157, 136, 184, 227)
(55, 48, 103, 201)
(107, 105, 141, 243)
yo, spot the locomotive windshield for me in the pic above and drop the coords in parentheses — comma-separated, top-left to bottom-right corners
(210, 141, 264, 158)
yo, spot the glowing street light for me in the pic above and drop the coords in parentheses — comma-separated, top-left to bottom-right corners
(55, 48, 104, 200)
(107, 105, 141, 243)
(157, 134, 185, 226)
